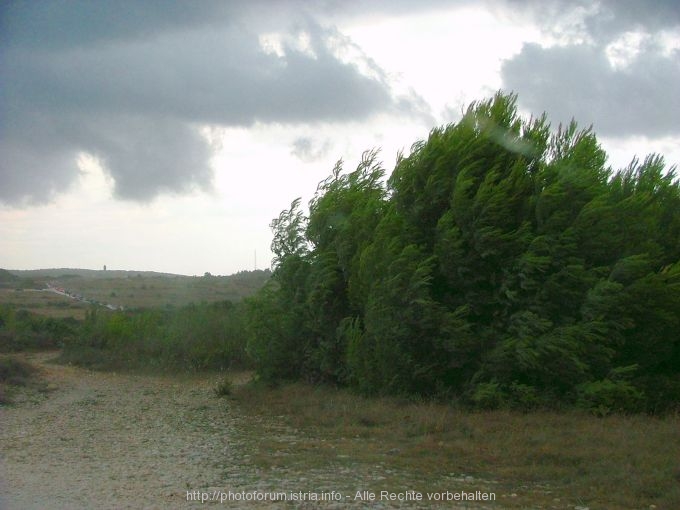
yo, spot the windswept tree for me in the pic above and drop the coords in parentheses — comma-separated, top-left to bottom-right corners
(246, 92, 680, 412)
(246, 198, 311, 381)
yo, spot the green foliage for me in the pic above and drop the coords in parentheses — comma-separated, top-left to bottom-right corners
(270, 198, 309, 267)
(246, 91, 680, 413)
(0, 269, 37, 290)
(576, 378, 645, 416)
(245, 276, 308, 382)
(0, 357, 35, 385)
(0, 269, 20, 284)
(62, 301, 249, 371)
(0, 305, 78, 352)
(470, 381, 505, 409)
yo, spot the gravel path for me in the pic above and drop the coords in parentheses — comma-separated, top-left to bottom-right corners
(1, 353, 496, 509)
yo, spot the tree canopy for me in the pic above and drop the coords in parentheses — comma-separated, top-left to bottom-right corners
(246, 92, 680, 413)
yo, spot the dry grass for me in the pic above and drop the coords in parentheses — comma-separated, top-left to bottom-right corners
(0, 289, 89, 319)
(48, 274, 263, 309)
(0, 354, 51, 404)
(0, 271, 268, 320)
(233, 381, 680, 509)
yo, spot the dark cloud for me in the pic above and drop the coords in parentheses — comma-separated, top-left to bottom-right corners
(0, 1, 233, 50)
(502, 43, 680, 137)
(0, 139, 80, 206)
(4, 0, 678, 207)
(497, 0, 680, 41)
(0, 1, 425, 206)
(85, 116, 215, 201)
(2, 24, 393, 124)
(585, 0, 680, 40)
(499, 0, 680, 138)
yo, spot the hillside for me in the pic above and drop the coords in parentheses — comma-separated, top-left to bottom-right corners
(0, 269, 271, 313)
(0, 268, 21, 284)
(8, 268, 190, 279)
(0, 268, 37, 290)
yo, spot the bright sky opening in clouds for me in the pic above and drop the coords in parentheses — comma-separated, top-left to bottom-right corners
(343, 5, 541, 115)
(1, 0, 679, 276)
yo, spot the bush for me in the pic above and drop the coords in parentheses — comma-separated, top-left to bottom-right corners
(62, 301, 250, 371)
(0, 357, 35, 385)
(214, 375, 233, 396)
(469, 382, 506, 409)
(576, 379, 645, 415)
(0, 357, 38, 405)
(0, 306, 77, 352)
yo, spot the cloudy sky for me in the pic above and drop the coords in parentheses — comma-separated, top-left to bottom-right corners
(1, 0, 679, 276)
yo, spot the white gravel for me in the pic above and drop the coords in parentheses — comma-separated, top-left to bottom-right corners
(1, 353, 495, 509)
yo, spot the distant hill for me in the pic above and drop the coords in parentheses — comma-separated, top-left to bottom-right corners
(2, 268, 271, 308)
(0, 268, 40, 290)
(0, 268, 21, 285)
(7, 267, 271, 282)
(0, 268, 21, 282)
(7, 268, 182, 280)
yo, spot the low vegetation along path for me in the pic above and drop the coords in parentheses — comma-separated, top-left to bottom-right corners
(0, 353, 495, 510)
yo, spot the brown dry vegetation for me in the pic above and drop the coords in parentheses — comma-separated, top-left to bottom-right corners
(0, 354, 51, 405)
(233, 381, 680, 510)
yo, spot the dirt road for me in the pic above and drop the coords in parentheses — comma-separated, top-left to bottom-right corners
(1, 353, 494, 509)
(1, 353, 261, 509)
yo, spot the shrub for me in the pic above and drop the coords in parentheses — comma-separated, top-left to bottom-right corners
(214, 375, 233, 396)
(469, 382, 506, 409)
(62, 301, 250, 371)
(0, 357, 38, 404)
(0, 357, 35, 385)
(0, 306, 77, 352)
(576, 379, 645, 415)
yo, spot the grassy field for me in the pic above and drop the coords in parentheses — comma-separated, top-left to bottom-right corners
(0, 289, 91, 319)
(0, 269, 270, 313)
(50, 274, 260, 309)
(233, 381, 680, 510)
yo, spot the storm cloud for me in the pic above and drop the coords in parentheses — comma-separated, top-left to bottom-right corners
(502, 42, 680, 137)
(499, 0, 680, 138)
(0, 1, 420, 205)
(3, 1, 678, 206)
(496, 0, 680, 40)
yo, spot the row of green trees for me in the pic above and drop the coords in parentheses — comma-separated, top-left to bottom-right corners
(246, 92, 680, 413)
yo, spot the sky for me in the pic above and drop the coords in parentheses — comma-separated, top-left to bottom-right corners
(1, 0, 679, 276)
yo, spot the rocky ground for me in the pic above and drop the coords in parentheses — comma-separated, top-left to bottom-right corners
(1, 353, 498, 509)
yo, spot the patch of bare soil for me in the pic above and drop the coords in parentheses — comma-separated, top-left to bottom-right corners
(0, 353, 494, 509)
